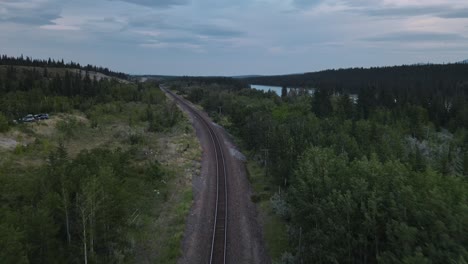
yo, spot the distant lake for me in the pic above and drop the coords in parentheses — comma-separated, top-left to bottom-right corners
(250, 85, 359, 103)
(250, 85, 314, 96)
(250, 85, 284, 95)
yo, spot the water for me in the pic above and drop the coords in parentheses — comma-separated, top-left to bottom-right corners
(250, 85, 314, 96)
(250, 85, 284, 96)
(250, 85, 358, 102)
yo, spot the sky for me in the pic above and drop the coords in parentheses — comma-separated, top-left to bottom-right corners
(1, 0, 468, 75)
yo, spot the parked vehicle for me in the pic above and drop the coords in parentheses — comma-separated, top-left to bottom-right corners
(34, 113, 49, 120)
(22, 114, 36, 123)
(19, 113, 49, 123)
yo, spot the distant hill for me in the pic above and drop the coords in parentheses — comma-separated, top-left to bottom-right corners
(0, 54, 128, 80)
(411, 62, 434, 66)
(132, 75, 179, 82)
(231, 75, 263, 79)
(0, 65, 128, 83)
(458, 59, 468, 64)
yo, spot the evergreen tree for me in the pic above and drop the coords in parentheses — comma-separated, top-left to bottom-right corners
(312, 87, 332, 117)
(281, 86, 288, 98)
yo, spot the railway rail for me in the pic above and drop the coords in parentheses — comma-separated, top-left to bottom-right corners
(162, 87, 228, 264)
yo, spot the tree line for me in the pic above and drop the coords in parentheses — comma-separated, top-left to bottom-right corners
(246, 64, 468, 130)
(0, 54, 128, 80)
(245, 63, 468, 93)
(0, 64, 139, 125)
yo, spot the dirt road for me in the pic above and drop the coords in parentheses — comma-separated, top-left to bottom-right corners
(163, 88, 270, 264)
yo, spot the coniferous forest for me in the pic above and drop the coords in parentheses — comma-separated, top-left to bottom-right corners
(0, 58, 189, 263)
(0, 55, 128, 80)
(171, 67, 468, 263)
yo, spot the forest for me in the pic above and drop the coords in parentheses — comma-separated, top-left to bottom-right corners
(0, 63, 138, 122)
(0, 61, 195, 263)
(0, 54, 128, 80)
(246, 63, 468, 94)
(170, 69, 468, 263)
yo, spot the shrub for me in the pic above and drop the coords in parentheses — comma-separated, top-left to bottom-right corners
(0, 112, 9, 132)
(56, 117, 80, 138)
(128, 133, 144, 145)
(270, 192, 290, 219)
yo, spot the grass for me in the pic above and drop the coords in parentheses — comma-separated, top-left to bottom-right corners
(159, 188, 193, 262)
(131, 110, 201, 264)
(247, 158, 291, 262)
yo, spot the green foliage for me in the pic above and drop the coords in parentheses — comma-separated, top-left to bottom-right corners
(56, 117, 81, 138)
(0, 111, 9, 132)
(187, 87, 206, 103)
(0, 145, 166, 263)
(173, 78, 468, 263)
(0, 65, 168, 119)
(290, 147, 468, 263)
(0, 221, 29, 264)
(247, 161, 291, 262)
(147, 102, 181, 132)
(0, 54, 128, 79)
(128, 133, 144, 145)
(312, 87, 333, 117)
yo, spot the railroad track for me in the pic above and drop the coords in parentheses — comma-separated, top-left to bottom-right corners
(162, 87, 228, 264)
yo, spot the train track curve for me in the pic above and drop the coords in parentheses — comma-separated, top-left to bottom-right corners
(162, 87, 228, 264)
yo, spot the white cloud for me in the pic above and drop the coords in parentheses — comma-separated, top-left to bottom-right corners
(109, 0, 189, 8)
(0, 0, 61, 24)
(40, 24, 80, 31)
(134, 30, 162, 37)
(140, 41, 204, 52)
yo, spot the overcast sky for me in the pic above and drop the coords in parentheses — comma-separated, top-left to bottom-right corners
(1, 0, 468, 75)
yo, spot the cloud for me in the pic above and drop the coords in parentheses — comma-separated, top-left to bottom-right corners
(359, 5, 468, 19)
(193, 24, 244, 37)
(109, 0, 189, 8)
(40, 24, 80, 31)
(82, 17, 127, 33)
(364, 31, 466, 42)
(128, 14, 243, 37)
(134, 25, 243, 51)
(363, 5, 444, 17)
(336, 0, 468, 19)
(292, 0, 322, 8)
(127, 12, 245, 48)
(0, 0, 61, 24)
(140, 41, 200, 49)
(439, 9, 468, 18)
(127, 15, 167, 28)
